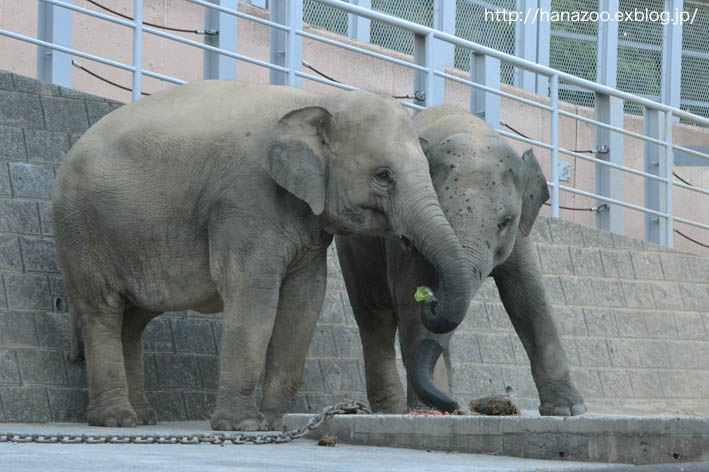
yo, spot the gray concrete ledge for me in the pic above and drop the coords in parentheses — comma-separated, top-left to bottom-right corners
(284, 413, 709, 465)
(0, 421, 620, 472)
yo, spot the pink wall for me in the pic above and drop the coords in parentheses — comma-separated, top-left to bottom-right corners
(1, 0, 707, 254)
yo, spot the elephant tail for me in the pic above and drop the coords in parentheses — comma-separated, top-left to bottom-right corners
(69, 306, 85, 363)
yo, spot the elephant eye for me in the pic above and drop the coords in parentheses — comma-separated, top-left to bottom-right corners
(374, 168, 393, 185)
(498, 216, 513, 232)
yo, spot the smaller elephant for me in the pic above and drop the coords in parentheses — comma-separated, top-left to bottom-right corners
(336, 105, 586, 416)
(53, 83, 473, 431)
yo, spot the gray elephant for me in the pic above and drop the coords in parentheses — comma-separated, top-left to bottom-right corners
(336, 105, 586, 416)
(53, 82, 474, 431)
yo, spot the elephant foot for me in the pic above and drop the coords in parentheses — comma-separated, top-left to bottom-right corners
(133, 405, 158, 425)
(264, 412, 285, 432)
(87, 403, 138, 427)
(538, 379, 586, 416)
(210, 409, 267, 431)
(367, 388, 406, 414)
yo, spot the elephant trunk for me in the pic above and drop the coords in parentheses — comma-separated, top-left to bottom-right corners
(402, 193, 491, 410)
(412, 252, 490, 411)
(412, 334, 458, 412)
(398, 193, 476, 336)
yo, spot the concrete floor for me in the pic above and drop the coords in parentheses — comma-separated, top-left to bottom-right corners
(1, 417, 708, 472)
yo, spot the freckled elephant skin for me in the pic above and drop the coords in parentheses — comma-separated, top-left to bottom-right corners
(52, 82, 471, 431)
(336, 105, 586, 416)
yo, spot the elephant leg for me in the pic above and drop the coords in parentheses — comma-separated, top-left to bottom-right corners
(122, 307, 160, 425)
(260, 253, 327, 430)
(493, 236, 585, 416)
(337, 236, 405, 414)
(76, 297, 137, 427)
(358, 306, 405, 413)
(209, 252, 284, 431)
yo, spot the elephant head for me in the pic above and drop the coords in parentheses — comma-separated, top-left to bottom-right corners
(266, 91, 474, 347)
(411, 112, 549, 411)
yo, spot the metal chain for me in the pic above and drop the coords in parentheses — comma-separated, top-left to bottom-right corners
(0, 400, 369, 446)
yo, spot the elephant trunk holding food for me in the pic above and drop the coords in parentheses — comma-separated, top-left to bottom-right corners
(52, 82, 473, 430)
(336, 105, 586, 416)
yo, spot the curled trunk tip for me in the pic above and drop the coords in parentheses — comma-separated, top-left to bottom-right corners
(420, 298, 461, 334)
(412, 338, 459, 412)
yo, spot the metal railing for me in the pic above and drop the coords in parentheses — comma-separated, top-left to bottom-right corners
(0, 0, 707, 249)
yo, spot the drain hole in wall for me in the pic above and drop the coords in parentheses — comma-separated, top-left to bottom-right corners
(54, 297, 66, 312)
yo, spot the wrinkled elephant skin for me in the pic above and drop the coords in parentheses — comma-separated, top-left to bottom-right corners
(336, 105, 586, 416)
(52, 83, 472, 431)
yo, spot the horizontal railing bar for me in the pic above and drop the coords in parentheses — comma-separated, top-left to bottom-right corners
(313, 0, 709, 125)
(1, 27, 188, 87)
(44, 0, 290, 34)
(682, 49, 709, 61)
(0, 28, 136, 72)
(557, 185, 670, 218)
(618, 38, 662, 53)
(558, 147, 668, 183)
(314, 0, 432, 34)
(38, 0, 135, 28)
(549, 29, 597, 42)
(432, 36, 709, 125)
(295, 70, 358, 90)
(674, 216, 709, 231)
(141, 69, 187, 85)
(557, 109, 668, 146)
(672, 180, 709, 196)
(500, 130, 674, 186)
(496, 129, 554, 150)
(400, 101, 425, 111)
(433, 70, 554, 112)
(673, 144, 709, 161)
(142, 25, 289, 73)
(290, 70, 424, 110)
(296, 30, 428, 72)
(183, 0, 290, 32)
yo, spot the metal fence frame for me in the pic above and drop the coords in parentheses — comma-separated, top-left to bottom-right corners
(0, 0, 707, 249)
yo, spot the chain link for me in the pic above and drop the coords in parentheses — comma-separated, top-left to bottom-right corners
(0, 400, 369, 446)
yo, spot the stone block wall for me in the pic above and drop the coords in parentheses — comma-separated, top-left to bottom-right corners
(0, 71, 707, 423)
(454, 218, 709, 415)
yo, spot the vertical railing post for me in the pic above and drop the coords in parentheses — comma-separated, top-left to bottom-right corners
(535, 0, 551, 95)
(414, 31, 442, 108)
(643, 107, 666, 245)
(664, 110, 674, 247)
(132, 0, 143, 101)
(596, 0, 619, 89)
(269, 0, 286, 85)
(470, 52, 500, 129)
(348, 0, 371, 42)
(550, 73, 560, 218)
(286, 0, 303, 87)
(203, 0, 238, 80)
(431, 0, 454, 105)
(595, 0, 623, 234)
(270, 0, 302, 87)
(661, 0, 683, 117)
(37, 0, 73, 88)
(514, 0, 537, 92)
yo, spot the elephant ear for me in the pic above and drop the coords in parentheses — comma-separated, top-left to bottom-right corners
(519, 149, 550, 236)
(266, 106, 333, 216)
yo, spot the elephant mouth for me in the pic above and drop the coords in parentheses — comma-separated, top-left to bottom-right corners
(397, 235, 414, 252)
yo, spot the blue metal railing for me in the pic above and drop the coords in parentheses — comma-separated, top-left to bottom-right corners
(0, 0, 707, 249)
